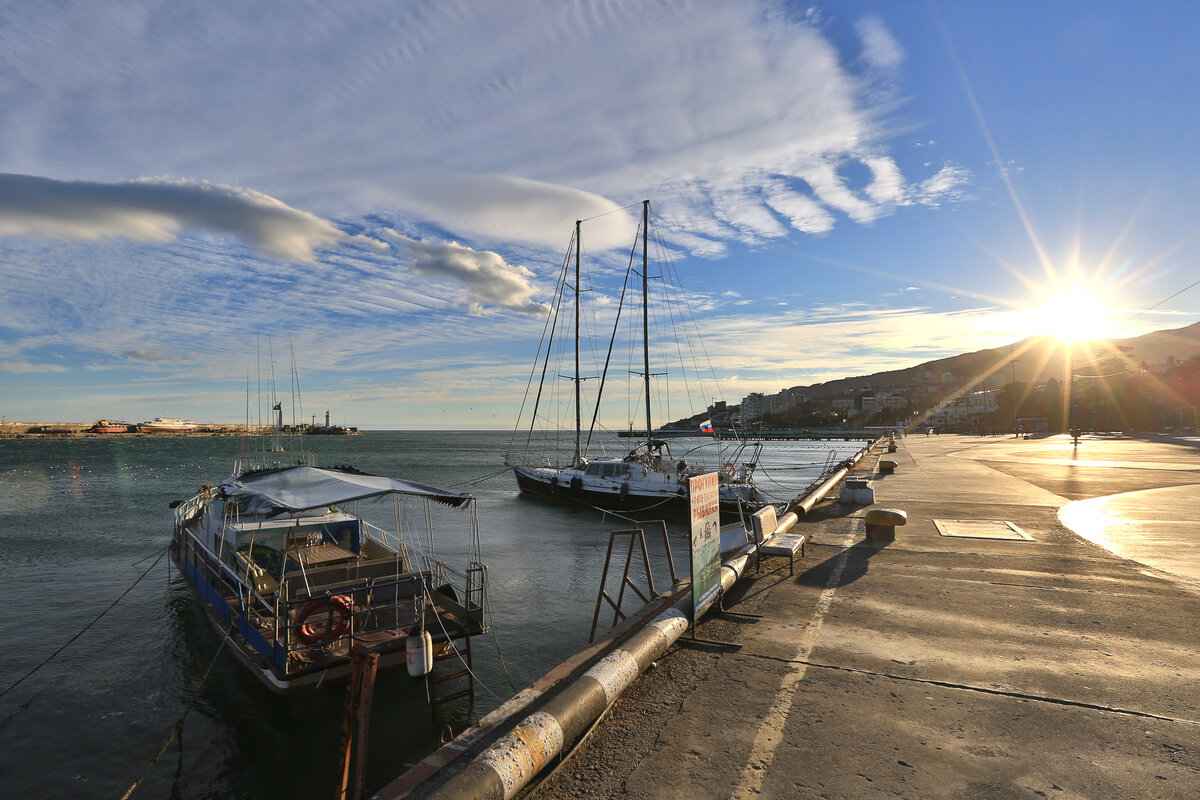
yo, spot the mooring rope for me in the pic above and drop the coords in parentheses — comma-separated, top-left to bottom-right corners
(421, 584, 506, 701)
(120, 627, 233, 799)
(0, 545, 168, 704)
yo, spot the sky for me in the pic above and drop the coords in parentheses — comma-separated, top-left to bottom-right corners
(2, 0, 1199, 429)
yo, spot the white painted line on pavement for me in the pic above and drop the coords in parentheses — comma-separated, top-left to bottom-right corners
(730, 529, 858, 800)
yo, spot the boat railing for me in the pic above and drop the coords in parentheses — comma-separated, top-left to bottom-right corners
(279, 571, 447, 664)
(173, 489, 211, 527)
(358, 518, 485, 623)
(176, 520, 486, 680)
(231, 448, 317, 476)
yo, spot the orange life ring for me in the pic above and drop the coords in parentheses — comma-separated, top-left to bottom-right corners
(724, 462, 736, 478)
(295, 594, 353, 645)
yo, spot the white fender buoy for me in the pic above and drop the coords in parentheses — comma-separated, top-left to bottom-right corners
(406, 630, 433, 677)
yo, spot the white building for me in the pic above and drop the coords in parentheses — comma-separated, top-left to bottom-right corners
(741, 392, 767, 422)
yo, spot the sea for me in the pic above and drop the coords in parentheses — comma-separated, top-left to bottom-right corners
(0, 430, 864, 799)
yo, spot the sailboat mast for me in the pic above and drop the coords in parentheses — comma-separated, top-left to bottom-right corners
(574, 219, 583, 465)
(642, 200, 653, 455)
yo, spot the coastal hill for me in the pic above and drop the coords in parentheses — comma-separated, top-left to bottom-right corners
(790, 319, 1200, 399)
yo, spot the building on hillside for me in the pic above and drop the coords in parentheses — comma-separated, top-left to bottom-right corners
(968, 389, 1000, 417)
(741, 392, 767, 422)
(768, 390, 799, 415)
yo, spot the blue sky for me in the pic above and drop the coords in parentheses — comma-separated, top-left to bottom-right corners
(2, 0, 1198, 429)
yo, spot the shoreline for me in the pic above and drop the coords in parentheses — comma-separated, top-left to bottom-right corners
(0, 423, 261, 439)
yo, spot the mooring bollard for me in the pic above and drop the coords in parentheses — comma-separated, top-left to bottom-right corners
(865, 507, 906, 542)
(878, 457, 898, 474)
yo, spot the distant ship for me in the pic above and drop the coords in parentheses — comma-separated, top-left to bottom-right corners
(90, 419, 132, 433)
(139, 416, 198, 433)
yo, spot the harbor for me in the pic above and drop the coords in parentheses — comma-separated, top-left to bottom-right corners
(0, 417, 359, 438)
(7, 5, 1200, 799)
(0, 430, 862, 798)
(3, 428, 1200, 796)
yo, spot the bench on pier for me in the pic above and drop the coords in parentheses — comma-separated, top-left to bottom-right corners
(877, 457, 898, 474)
(754, 505, 806, 575)
(865, 507, 906, 543)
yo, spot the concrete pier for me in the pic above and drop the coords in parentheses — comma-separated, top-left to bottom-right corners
(512, 433, 1200, 799)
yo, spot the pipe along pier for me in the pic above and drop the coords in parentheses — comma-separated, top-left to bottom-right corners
(375, 438, 883, 800)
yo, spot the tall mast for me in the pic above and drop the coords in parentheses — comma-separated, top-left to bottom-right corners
(642, 200, 653, 455)
(574, 219, 583, 465)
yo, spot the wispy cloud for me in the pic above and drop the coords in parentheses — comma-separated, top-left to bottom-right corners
(1, 2, 965, 253)
(0, 1, 985, 425)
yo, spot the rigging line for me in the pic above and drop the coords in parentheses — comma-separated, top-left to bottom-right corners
(0, 546, 169, 703)
(586, 229, 639, 453)
(420, 583, 505, 701)
(648, 210, 724, 423)
(458, 466, 514, 487)
(289, 332, 304, 430)
(508, 227, 576, 459)
(120, 627, 234, 800)
(481, 583, 520, 694)
(648, 216, 700, 417)
(513, 232, 576, 461)
(578, 199, 643, 224)
(1124, 276, 1200, 323)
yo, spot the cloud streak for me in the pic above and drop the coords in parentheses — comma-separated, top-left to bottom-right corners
(0, 174, 363, 263)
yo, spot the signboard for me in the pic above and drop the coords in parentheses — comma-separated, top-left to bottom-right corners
(689, 472, 721, 622)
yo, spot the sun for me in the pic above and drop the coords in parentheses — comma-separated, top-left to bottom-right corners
(1027, 285, 1115, 342)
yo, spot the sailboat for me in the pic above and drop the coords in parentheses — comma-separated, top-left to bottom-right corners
(506, 200, 764, 520)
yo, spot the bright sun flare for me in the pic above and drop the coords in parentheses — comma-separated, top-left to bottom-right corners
(1029, 286, 1115, 342)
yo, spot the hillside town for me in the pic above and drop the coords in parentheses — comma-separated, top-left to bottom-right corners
(685, 350, 1200, 436)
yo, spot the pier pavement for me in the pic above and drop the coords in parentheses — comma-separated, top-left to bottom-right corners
(526, 433, 1200, 799)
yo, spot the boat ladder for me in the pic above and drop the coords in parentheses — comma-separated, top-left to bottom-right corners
(427, 631, 474, 715)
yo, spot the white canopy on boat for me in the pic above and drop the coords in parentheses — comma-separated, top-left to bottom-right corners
(221, 465, 472, 516)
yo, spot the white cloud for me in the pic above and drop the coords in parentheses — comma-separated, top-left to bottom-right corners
(857, 16, 905, 72)
(386, 232, 550, 316)
(0, 174, 360, 263)
(0, 2, 964, 256)
(917, 164, 972, 207)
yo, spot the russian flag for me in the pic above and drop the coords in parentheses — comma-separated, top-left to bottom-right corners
(699, 419, 713, 433)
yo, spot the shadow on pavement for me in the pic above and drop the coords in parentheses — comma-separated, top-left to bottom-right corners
(795, 538, 891, 589)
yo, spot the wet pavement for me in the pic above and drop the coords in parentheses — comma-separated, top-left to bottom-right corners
(527, 432, 1200, 800)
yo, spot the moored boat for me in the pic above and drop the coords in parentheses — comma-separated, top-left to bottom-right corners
(140, 416, 198, 432)
(90, 419, 132, 433)
(505, 200, 765, 520)
(169, 407, 486, 693)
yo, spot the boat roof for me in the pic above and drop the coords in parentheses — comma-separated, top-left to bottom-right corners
(220, 465, 472, 516)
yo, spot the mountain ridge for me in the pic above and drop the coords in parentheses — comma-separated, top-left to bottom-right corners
(789, 320, 1200, 398)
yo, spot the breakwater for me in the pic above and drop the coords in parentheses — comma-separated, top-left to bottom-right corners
(1, 422, 280, 438)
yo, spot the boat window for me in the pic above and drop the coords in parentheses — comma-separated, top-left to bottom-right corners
(585, 463, 605, 476)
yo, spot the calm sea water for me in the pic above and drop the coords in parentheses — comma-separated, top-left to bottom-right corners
(0, 431, 862, 799)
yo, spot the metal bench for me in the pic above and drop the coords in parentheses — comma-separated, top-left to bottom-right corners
(754, 505, 806, 574)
